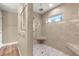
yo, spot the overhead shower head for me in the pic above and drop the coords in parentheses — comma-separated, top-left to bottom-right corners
(39, 8, 43, 11)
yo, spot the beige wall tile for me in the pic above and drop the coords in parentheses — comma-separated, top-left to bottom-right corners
(42, 3, 79, 55)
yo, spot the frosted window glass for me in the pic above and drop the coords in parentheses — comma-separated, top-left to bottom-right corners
(48, 14, 63, 23)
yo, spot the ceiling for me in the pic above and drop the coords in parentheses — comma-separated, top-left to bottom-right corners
(33, 3, 61, 14)
(0, 3, 18, 13)
(0, 3, 61, 14)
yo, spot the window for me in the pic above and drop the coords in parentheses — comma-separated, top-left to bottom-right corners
(48, 14, 63, 23)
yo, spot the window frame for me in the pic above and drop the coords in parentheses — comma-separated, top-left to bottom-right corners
(48, 13, 64, 23)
